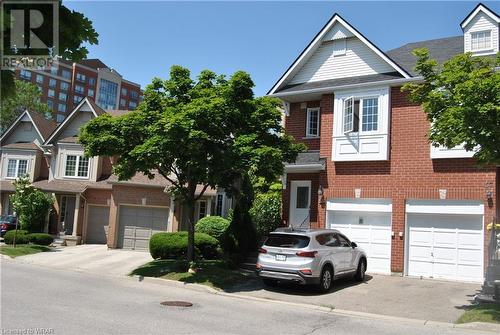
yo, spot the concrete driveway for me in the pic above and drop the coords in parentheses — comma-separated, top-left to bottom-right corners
(230, 274, 481, 323)
(14, 244, 152, 276)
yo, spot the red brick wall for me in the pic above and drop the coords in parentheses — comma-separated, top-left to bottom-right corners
(284, 88, 497, 273)
(285, 100, 321, 150)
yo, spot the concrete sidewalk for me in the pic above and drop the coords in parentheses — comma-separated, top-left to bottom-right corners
(14, 244, 152, 276)
(227, 273, 481, 323)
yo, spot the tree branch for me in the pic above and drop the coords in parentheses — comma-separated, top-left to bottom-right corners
(194, 184, 210, 201)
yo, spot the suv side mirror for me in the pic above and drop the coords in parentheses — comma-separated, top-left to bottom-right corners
(351, 242, 357, 248)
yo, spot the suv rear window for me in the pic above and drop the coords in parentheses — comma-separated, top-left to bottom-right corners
(265, 234, 310, 248)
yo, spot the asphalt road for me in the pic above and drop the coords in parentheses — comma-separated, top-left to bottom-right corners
(0, 260, 491, 335)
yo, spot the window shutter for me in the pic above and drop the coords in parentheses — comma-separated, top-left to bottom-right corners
(343, 97, 354, 133)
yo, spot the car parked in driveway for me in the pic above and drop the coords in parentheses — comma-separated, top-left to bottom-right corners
(256, 228, 367, 292)
(0, 215, 18, 237)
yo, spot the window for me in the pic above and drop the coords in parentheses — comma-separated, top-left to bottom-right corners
(64, 155, 89, 178)
(296, 186, 309, 209)
(471, 30, 492, 51)
(306, 107, 320, 137)
(121, 87, 128, 96)
(20, 70, 31, 80)
(36, 74, 44, 84)
(48, 89, 55, 98)
(216, 194, 224, 216)
(97, 79, 118, 109)
(316, 234, 340, 247)
(76, 73, 86, 82)
(47, 99, 54, 109)
(332, 38, 346, 56)
(73, 95, 83, 105)
(60, 82, 69, 91)
(88, 89, 94, 97)
(343, 97, 378, 133)
(61, 69, 71, 79)
(50, 66, 58, 75)
(59, 92, 67, 102)
(130, 90, 139, 100)
(58, 103, 66, 113)
(129, 101, 137, 109)
(88, 77, 96, 86)
(120, 98, 126, 107)
(198, 201, 207, 220)
(264, 234, 310, 248)
(49, 78, 57, 88)
(336, 234, 351, 247)
(75, 85, 85, 94)
(6, 159, 28, 178)
(56, 114, 65, 123)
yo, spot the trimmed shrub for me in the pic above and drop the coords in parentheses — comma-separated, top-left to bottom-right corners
(28, 233, 53, 246)
(149, 232, 219, 260)
(195, 216, 230, 242)
(250, 192, 281, 238)
(3, 230, 29, 245)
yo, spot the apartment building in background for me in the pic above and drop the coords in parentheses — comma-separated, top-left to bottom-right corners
(16, 59, 142, 123)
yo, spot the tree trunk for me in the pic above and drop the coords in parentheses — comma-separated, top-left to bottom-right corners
(186, 180, 197, 265)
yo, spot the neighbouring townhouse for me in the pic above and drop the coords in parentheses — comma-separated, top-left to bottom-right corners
(270, 3, 499, 283)
(0, 98, 232, 250)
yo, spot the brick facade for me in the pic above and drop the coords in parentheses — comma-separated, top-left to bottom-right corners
(284, 87, 498, 273)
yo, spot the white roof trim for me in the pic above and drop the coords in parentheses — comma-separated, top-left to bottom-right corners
(268, 14, 411, 95)
(461, 4, 500, 29)
(44, 97, 100, 145)
(0, 110, 45, 144)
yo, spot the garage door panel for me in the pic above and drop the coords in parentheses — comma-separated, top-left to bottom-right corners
(409, 229, 432, 245)
(118, 205, 169, 250)
(409, 245, 432, 261)
(123, 227, 135, 238)
(458, 249, 483, 264)
(432, 247, 456, 263)
(135, 229, 151, 239)
(457, 233, 482, 249)
(86, 206, 110, 244)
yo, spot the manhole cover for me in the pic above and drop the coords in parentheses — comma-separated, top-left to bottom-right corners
(160, 301, 193, 307)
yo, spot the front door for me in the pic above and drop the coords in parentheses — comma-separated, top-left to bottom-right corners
(289, 181, 311, 228)
(60, 195, 76, 235)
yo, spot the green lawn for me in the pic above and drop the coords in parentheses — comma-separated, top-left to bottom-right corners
(0, 244, 52, 258)
(457, 304, 500, 324)
(130, 259, 254, 290)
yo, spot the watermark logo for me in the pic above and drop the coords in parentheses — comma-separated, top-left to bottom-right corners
(1, 0, 59, 70)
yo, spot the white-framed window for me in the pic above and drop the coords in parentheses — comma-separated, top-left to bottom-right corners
(471, 30, 492, 51)
(64, 155, 90, 178)
(60, 82, 69, 91)
(61, 69, 71, 79)
(216, 194, 224, 216)
(76, 73, 86, 82)
(343, 97, 378, 133)
(59, 92, 67, 102)
(58, 103, 66, 113)
(198, 200, 207, 220)
(306, 107, 320, 137)
(20, 70, 31, 80)
(6, 159, 28, 179)
(49, 78, 57, 88)
(88, 89, 95, 98)
(36, 74, 44, 84)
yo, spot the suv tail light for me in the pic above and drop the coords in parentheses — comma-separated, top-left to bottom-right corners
(258, 248, 267, 254)
(299, 269, 312, 275)
(296, 251, 318, 258)
(0, 223, 8, 230)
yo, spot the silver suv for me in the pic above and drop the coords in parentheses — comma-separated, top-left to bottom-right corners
(256, 228, 367, 292)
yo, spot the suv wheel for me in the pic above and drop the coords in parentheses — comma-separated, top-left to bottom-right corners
(355, 259, 366, 282)
(318, 266, 333, 292)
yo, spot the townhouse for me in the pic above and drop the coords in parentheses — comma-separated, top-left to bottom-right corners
(0, 98, 231, 250)
(270, 4, 499, 283)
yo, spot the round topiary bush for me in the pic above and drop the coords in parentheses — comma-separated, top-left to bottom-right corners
(3, 230, 29, 245)
(149, 232, 219, 260)
(195, 216, 230, 242)
(28, 233, 53, 246)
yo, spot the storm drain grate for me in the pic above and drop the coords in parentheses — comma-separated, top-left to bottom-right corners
(160, 301, 193, 307)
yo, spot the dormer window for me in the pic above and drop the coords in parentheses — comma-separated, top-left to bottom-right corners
(6, 159, 28, 179)
(471, 30, 492, 51)
(64, 155, 89, 178)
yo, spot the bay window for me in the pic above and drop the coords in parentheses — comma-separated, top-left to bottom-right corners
(343, 97, 378, 133)
(64, 155, 90, 178)
(6, 159, 28, 178)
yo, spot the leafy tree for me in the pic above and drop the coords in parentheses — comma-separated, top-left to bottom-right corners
(0, 79, 51, 133)
(79, 65, 304, 264)
(250, 182, 282, 239)
(402, 49, 500, 164)
(1, 1, 99, 99)
(10, 176, 54, 233)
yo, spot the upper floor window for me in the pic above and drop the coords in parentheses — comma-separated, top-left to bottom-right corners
(73, 95, 83, 105)
(75, 85, 85, 94)
(76, 73, 86, 82)
(36, 74, 44, 84)
(58, 103, 66, 113)
(48, 89, 55, 98)
(130, 90, 139, 100)
(59, 92, 67, 102)
(88, 88, 95, 98)
(61, 69, 71, 80)
(47, 99, 54, 109)
(6, 159, 28, 179)
(60, 81, 69, 91)
(343, 97, 378, 133)
(306, 107, 320, 137)
(97, 79, 118, 109)
(120, 98, 126, 108)
(129, 101, 137, 109)
(20, 70, 31, 80)
(471, 30, 492, 51)
(50, 66, 58, 76)
(64, 155, 89, 178)
(121, 87, 128, 96)
(56, 114, 65, 123)
(49, 78, 57, 88)
(88, 77, 96, 86)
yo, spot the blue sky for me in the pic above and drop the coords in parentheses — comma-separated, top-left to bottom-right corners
(65, 1, 500, 96)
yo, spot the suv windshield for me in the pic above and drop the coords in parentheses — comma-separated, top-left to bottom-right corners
(0, 215, 15, 223)
(265, 234, 310, 248)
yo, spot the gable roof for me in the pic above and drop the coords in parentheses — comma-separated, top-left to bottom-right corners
(461, 3, 500, 29)
(386, 36, 464, 76)
(44, 97, 104, 145)
(0, 110, 57, 145)
(267, 13, 411, 95)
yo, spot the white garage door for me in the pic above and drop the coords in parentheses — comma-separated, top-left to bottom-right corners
(86, 205, 110, 244)
(407, 213, 484, 283)
(118, 206, 169, 250)
(327, 199, 392, 274)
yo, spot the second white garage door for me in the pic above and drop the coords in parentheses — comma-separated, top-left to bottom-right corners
(118, 206, 170, 250)
(327, 199, 392, 274)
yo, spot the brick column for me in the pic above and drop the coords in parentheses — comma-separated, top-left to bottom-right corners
(391, 192, 405, 273)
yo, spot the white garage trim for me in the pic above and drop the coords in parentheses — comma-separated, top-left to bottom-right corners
(327, 198, 392, 212)
(406, 200, 484, 215)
